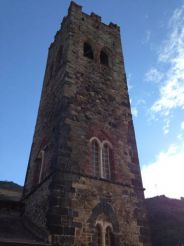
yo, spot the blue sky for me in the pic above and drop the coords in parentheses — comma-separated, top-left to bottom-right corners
(0, 0, 184, 198)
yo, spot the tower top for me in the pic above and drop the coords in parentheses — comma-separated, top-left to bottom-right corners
(68, 1, 120, 31)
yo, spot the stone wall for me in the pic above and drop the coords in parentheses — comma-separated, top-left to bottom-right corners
(23, 176, 52, 239)
(72, 177, 149, 246)
(23, 11, 72, 195)
(47, 171, 150, 246)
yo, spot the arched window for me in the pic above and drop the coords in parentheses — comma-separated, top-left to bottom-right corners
(95, 221, 115, 246)
(102, 144, 111, 179)
(90, 137, 112, 180)
(96, 224, 102, 246)
(34, 149, 45, 184)
(100, 50, 108, 66)
(83, 42, 94, 59)
(92, 140, 100, 177)
(105, 226, 112, 246)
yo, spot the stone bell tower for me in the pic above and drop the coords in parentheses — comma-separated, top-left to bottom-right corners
(23, 2, 151, 246)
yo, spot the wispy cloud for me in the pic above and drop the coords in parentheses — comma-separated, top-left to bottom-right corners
(181, 121, 184, 130)
(146, 4, 184, 132)
(142, 142, 184, 198)
(142, 30, 151, 44)
(127, 73, 133, 91)
(162, 118, 170, 135)
(137, 99, 146, 106)
(145, 67, 163, 83)
(130, 98, 138, 117)
(131, 107, 138, 117)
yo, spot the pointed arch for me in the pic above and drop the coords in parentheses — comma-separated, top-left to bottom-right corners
(100, 50, 108, 65)
(99, 47, 112, 67)
(88, 201, 119, 233)
(96, 223, 102, 246)
(102, 143, 111, 179)
(84, 42, 94, 59)
(90, 137, 101, 177)
(102, 141, 112, 179)
(89, 137, 113, 180)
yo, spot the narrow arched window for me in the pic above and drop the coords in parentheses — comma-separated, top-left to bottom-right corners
(84, 42, 94, 59)
(92, 140, 100, 177)
(96, 224, 102, 246)
(34, 149, 45, 184)
(105, 227, 113, 246)
(100, 50, 108, 66)
(102, 144, 111, 179)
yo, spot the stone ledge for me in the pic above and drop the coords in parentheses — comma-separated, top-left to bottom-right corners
(0, 238, 51, 246)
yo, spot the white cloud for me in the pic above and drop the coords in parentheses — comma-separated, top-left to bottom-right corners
(177, 133, 183, 140)
(147, 3, 184, 132)
(181, 121, 184, 130)
(141, 142, 184, 199)
(145, 67, 163, 83)
(137, 99, 146, 106)
(162, 118, 170, 135)
(127, 73, 133, 91)
(131, 107, 138, 117)
(130, 98, 138, 117)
